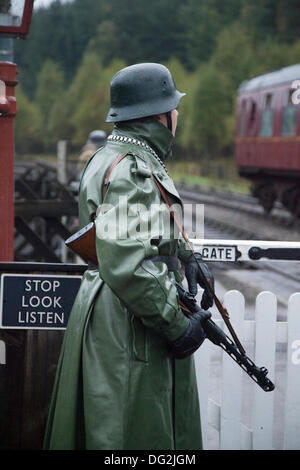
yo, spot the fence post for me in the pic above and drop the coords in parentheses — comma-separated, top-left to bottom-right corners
(220, 290, 244, 449)
(194, 341, 211, 449)
(252, 292, 276, 449)
(57, 140, 68, 185)
(284, 293, 300, 450)
(0, 340, 5, 365)
(57, 140, 68, 262)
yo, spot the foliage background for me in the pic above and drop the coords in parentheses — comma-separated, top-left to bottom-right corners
(13, 0, 300, 161)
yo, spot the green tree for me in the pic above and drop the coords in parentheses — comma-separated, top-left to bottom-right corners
(14, 0, 102, 97)
(240, 0, 300, 44)
(212, 22, 257, 91)
(191, 64, 232, 156)
(67, 52, 125, 146)
(47, 92, 74, 145)
(164, 59, 200, 153)
(288, 39, 300, 65)
(275, 0, 300, 43)
(255, 39, 292, 75)
(35, 59, 65, 148)
(15, 86, 43, 154)
(240, 0, 277, 41)
(91, 0, 187, 66)
(180, 0, 242, 69)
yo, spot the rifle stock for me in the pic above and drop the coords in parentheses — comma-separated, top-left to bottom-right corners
(65, 222, 98, 265)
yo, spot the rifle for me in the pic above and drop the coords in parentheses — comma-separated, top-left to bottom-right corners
(174, 282, 275, 392)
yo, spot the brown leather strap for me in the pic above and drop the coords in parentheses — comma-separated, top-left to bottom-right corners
(103, 153, 128, 197)
(151, 172, 189, 243)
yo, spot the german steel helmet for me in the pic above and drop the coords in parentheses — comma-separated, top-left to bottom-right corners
(106, 63, 185, 122)
(87, 130, 107, 146)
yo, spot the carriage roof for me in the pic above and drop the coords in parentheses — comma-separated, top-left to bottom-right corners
(239, 63, 300, 93)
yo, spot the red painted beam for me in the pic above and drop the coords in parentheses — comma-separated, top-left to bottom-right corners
(0, 62, 18, 261)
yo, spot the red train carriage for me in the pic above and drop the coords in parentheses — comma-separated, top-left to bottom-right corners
(235, 64, 300, 217)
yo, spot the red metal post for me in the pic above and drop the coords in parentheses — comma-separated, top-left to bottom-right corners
(0, 62, 18, 261)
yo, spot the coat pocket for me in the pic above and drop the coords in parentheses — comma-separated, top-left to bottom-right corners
(130, 315, 149, 363)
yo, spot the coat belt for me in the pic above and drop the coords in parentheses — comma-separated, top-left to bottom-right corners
(87, 255, 180, 272)
(148, 255, 180, 272)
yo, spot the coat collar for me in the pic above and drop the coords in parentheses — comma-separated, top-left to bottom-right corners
(112, 117, 174, 162)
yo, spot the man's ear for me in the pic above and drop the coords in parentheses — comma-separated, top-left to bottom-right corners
(153, 114, 166, 126)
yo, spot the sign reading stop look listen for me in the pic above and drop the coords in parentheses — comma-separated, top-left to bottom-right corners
(0, 274, 82, 330)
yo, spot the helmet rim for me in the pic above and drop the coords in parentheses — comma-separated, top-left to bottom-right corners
(106, 63, 185, 123)
(106, 90, 185, 123)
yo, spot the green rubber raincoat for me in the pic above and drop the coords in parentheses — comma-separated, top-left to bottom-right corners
(43, 118, 202, 450)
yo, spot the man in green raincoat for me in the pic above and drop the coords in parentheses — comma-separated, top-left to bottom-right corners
(44, 63, 214, 450)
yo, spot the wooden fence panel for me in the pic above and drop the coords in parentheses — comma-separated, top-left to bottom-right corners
(194, 341, 211, 449)
(220, 290, 244, 449)
(252, 292, 277, 449)
(284, 293, 300, 450)
(197, 290, 300, 450)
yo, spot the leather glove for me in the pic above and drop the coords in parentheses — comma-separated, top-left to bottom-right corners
(185, 252, 214, 310)
(168, 306, 212, 359)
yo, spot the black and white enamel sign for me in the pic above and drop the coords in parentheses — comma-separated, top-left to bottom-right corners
(0, 274, 82, 330)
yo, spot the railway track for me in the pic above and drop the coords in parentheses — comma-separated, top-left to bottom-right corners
(178, 184, 299, 231)
(177, 183, 300, 241)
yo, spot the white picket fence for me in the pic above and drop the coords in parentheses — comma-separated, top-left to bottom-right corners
(195, 290, 300, 450)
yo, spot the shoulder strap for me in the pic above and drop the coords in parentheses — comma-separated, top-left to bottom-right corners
(103, 153, 128, 197)
(146, 166, 189, 245)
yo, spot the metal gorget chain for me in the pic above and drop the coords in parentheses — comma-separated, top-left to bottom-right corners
(107, 134, 168, 174)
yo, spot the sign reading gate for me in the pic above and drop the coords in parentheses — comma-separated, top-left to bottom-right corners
(199, 245, 240, 262)
(0, 274, 82, 330)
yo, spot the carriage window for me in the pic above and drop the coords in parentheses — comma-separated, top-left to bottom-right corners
(281, 89, 298, 136)
(263, 93, 273, 108)
(239, 99, 247, 137)
(259, 93, 274, 137)
(249, 101, 257, 134)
